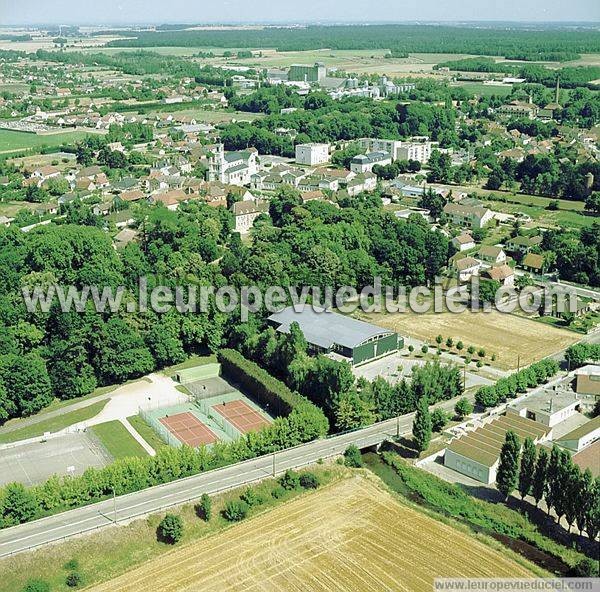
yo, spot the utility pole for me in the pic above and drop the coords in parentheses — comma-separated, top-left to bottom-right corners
(113, 489, 117, 524)
(463, 364, 466, 391)
(396, 415, 400, 438)
(272, 451, 276, 477)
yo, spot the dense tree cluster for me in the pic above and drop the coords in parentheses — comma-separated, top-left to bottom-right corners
(541, 224, 600, 286)
(474, 359, 559, 409)
(435, 57, 600, 89)
(497, 436, 600, 540)
(104, 25, 600, 61)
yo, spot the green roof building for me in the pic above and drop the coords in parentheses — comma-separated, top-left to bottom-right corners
(268, 306, 402, 366)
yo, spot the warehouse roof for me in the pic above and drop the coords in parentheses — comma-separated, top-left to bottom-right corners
(558, 415, 600, 443)
(268, 306, 395, 350)
(446, 414, 550, 467)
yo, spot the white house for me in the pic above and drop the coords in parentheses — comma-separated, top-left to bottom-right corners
(232, 199, 269, 234)
(452, 233, 475, 252)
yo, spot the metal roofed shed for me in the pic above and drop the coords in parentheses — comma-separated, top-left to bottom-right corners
(267, 306, 402, 366)
(557, 415, 600, 453)
(444, 414, 551, 484)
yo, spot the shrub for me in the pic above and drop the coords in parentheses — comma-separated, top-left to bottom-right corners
(271, 485, 286, 499)
(431, 408, 448, 432)
(241, 487, 263, 508)
(299, 472, 320, 489)
(196, 493, 211, 521)
(66, 572, 83, 588)
(279, 469, 301, 490)
(218, 349, 320, 418)
(454, 397, 473, 420)
(343, 444, 363, 468)
(22, 581, 50, 592)
(63, 559, 79, 571)
(223, 500, 249, 522)
(158, 514, 184, 544)
(570, 558, 599, 577)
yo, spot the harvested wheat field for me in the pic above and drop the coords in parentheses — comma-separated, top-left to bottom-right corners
(88, 475, 535, 592)
(363, 310, 578, 370)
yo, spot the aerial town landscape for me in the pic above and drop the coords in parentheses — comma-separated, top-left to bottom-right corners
(0, 1, 599, 590)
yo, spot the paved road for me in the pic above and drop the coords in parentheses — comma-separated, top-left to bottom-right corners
(0, 412, 418, 558)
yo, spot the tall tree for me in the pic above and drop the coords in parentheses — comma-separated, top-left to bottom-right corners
(575, 468, 593, 536)
(531, 447, 549, 507)
(496, 430, 521, 501)
(518, 437, 536, 500)
(545, 445, 562, 516)
(412, 396, 432, 453)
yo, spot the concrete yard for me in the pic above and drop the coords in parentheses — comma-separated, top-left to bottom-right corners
(0, 432, 111, 487)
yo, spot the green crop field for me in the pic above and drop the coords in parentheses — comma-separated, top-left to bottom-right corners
(0, 129, 94, 154)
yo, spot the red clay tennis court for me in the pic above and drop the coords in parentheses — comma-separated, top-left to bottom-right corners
(212, 400, 270, 434)
(159, 412, 218, 447)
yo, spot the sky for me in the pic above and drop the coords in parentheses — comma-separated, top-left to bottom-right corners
(1, 0, 599, 25)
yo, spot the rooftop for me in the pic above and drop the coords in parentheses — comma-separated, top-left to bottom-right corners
(507, 388, 580, 416)
(558, 415, 600, 443)
(268, 306, 395, 350)
(447, 414, 550, 467)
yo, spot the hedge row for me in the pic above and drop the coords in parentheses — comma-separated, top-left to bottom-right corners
(377, 452, 586, 569)
(218, 348, 317, 417)
(475, 358, 560, 409)
(0, 372, 329, 530)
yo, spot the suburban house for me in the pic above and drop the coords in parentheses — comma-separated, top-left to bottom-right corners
(454, 256, 481, 282)
(521, 253, 546, 274)
(482, 264, 515, 286)
(452, 233, 476, 252)
(232, 199, 269, 234)
(478, 246, 507, 265)
(505, 234, 543, 255)
(443, 203, 494, 230)
(268, 306, 403, 366)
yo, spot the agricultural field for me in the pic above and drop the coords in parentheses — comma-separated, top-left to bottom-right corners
(88, 475, 535, 592)
(361, 310, 578, 370)
(0, 129, 93, 154)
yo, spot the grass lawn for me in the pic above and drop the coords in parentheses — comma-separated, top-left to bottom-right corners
(0, 400, 109, 444)
(162, 354, 218, 377)
(127, 415, 169, 452)
(0, 129, 94, 154)
(0, 466, 342, 592)
(90, 421, 148, 460)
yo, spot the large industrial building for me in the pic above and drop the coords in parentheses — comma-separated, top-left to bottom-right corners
(444, 414, 551, 484)
(268, 306, 403, 366)
(288, 62, 327, 83)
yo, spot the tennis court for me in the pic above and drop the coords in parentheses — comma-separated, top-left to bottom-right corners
(159, 412, 218, 447)
(212, 400, 271, 434)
